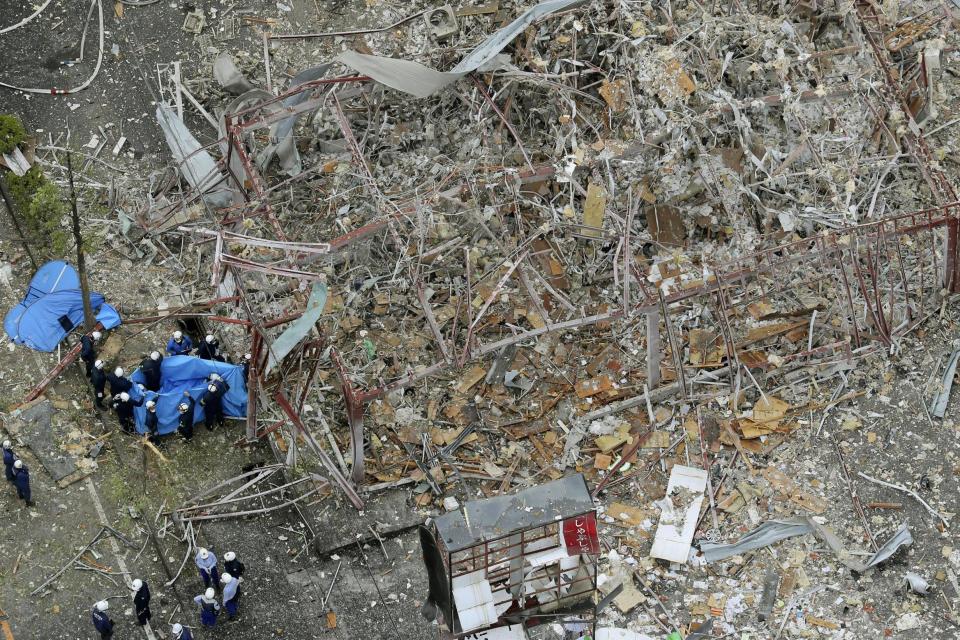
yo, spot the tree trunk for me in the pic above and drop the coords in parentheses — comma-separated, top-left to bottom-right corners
(66, 153, 94, 333)
(0, 172, 38, 271)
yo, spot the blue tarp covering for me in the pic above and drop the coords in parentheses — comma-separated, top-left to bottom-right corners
(3, 261, 122, 352)
(130, 356, 248, 435)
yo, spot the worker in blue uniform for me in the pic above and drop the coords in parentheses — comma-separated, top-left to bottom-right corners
(144, 400, 160, 442)
(221, 572, 241, 619)
(178, 393, 196, 441)
(91, 600, 114, 639)
(91, 359, 108, 409)
(112, 391, 144, 433)
(193, 588, 220, 628)
(242, 352, 252, 380)
(13, 460, 32, 506)
(195, 547, 220, 589)
(80, 330, 102, 377)
(132, 578, 152, 627)
(167, 330, 193, 356)
(171, 622, 194, 639)
(2, 440, 14, 482)
(223, 551, 245, 579)
(107, 366, 133, 397)
(200, 378, 229, 430)
(141, 351, 163, 391)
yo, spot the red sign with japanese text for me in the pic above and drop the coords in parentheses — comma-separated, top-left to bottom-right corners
(562, 512, 600, 555)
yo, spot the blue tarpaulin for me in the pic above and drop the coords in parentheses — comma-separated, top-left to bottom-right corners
(3, 261, 121, 352)
(130, 356, 248, 435)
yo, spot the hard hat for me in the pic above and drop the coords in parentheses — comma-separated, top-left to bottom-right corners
(92, 331, 102, 340)
(145, 400, 156, 410)
(94, 359, 104, 369)
(2, 440, 10, 449)
(95, 600, 109, 611)
(205, 334, 214, 343)
(150, 351, 160, 361)
(204, 588, 215, 600)
(207, 384, 217, 393)
(131, 579, 143, 590)
(114, 367, 124, 377)
(244, 353, 251, 361)
(221, 572, 232, 583)
(173, 330, 183, 339)
(224, 551, 236, 562)
(178, 403, 189, 413)
(209, 373, 221, 381)
(13, 460, 22, 469)
(120, 392, 130, 402)
(172, 623, 183, 636)
(198, 548, 208, 559)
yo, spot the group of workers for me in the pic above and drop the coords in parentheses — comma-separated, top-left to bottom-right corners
(79, 329, 252, 442)
(2, 440, 31, 506)
(90, 549, 246, 638)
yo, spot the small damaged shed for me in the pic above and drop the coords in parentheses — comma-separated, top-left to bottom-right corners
(420, 474, 599, 638)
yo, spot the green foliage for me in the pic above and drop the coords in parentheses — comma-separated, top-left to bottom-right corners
(7, 166, 69, 257)
(6, 165, 46, 213)
(0, 114, 26, 155)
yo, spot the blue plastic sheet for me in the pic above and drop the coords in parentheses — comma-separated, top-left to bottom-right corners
(129, 356, 248, 435)
(3, 261, 122, 352)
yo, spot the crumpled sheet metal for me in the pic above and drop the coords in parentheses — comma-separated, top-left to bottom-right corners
(337, 0, 587, 98)
(156, 104, 236, 208)
(930, 348, 960, 418)
(701, 518, 914, 572)
(218, 89, 275, 188)
(264, 282, 327, 375)
(213, 54, 253, 95)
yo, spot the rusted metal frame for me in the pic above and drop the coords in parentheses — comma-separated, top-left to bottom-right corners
(212, 231, 224, 288)
(460, 246, 474, 365)
(416, 282, 452, 363)
(823, 235, 864, 349)
(331, 92, 377, 187)
(469, 74, 535, 173)
(245, 331, 261, 442)
(273, 389, 364, 509)
(185, 227, 333, 254)
(329, 348, 367, 484)
(468, 251, 529, 336)
(877, 228, 897, 333)
(889, 215, 914, 322)
(296, 339, 326, 413)
(850, 239, 891, 346)
(623, 203, 633, 315)
(865, 242, 891, 341)
(263, 311, 304, 329)
(712, 289, 738, 387)
(658, 290, 688, 400)
(223, 117, 287, 241)
(229, 76, 371, 131)
(219, 253, 323, 280)
(22, 323, 105, 403)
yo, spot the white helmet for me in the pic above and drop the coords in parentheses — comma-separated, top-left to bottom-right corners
(198, 548, 209, 559)
(178, 403, 189, 413)
(2, 440, 10, 449)
(114, 367, 124, 377)
(13, 460, 23, 469)
(94, 359, 104, 369)
(243, 353, 251, 361)
(119, 392, 130, 402)
(204, 587, 215, 599)
(173, 330, 183, 340)
(91, 331, 102, 340)
(209, 373, 221, 382)
(172, 623, 183, 636)
(207, 384, 217, 393)
(224, 551, 236, 562)
(150, 351, 160, 361)
(145, 400, 156, 410)
(221, 572, 232, 583)
(205, 334, 214, 343)
(131, 579, 143, 590)
(95, 600, 109, 611)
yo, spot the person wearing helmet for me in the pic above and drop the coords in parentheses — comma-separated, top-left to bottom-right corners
(195, 547, 221, 590)
(80, 330, 102, 378)
(171, 622, 194, 640)
(131, 578, 152, 627)
(242, 352, 252, 380)
(167, 330, 193, 356)
(13, 459, 32, 506)
(178, 392, 196, 441)
(111, 391, 144, 434)
(193, 587, 221, 628)
(91, 600, 114, 638)
(141, 351, 164, 392)
(2, 440, 15, 483)
(197, 334, 222, 361)
(200, 377, 230, 430)
(145, 400, 160, 442)
(221, 572, 241, 619)
(106, 366, 132, 397)
(91, 359, 108, 409)
(223, 551, 245, 579)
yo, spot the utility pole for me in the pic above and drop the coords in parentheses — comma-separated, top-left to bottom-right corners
(66, 152, 94, 332)
(0, 172, 38, 271)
